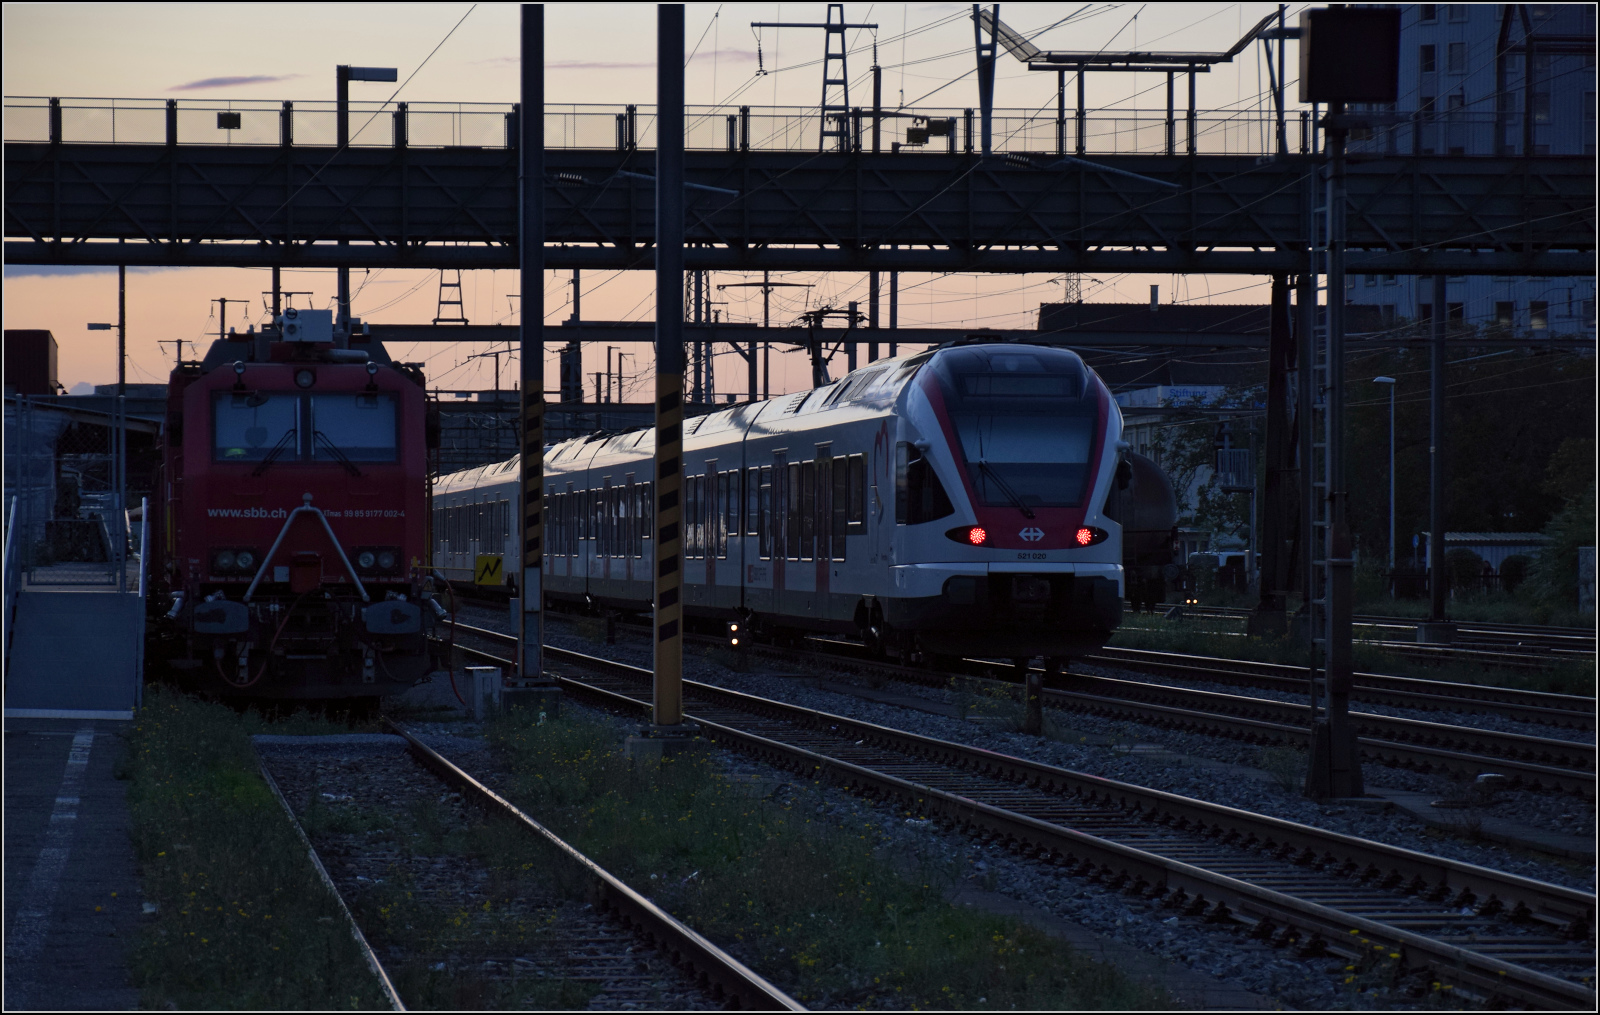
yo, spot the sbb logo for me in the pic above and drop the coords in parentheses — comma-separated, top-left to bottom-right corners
(1019, 527, 1045, 542)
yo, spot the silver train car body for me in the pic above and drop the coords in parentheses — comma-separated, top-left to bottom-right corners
(433, 343, 1127, 660)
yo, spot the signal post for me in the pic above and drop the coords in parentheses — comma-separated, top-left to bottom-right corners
(627, 4, 701, 761)
(508, 3, 560, 717)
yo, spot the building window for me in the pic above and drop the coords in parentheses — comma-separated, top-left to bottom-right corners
(1447, 4, 1468, 22)
(1448, 42, 1466, 74)
(1420, 4, 1437, 22)
(1420, 45, 1436, 74)
(1382, 274, 1397, 284)
(1583, 300, 1595, 327)
(1534, 93, 1551, 124)
(1419, 95, 1436, 120)
(1447, 302, 1465, 323)
(1447, 93, 1465, 121)
(1364, 274, 1377, 287)
(1495, 302, 1515, 328)
(1530, 301, 1549, 330)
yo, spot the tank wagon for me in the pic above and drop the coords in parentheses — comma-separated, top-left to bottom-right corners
(1109, 452, 1180, 613)
(150, 308, 444, 697)
(437, 343, 1169, 666)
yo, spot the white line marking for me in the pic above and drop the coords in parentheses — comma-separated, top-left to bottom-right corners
(5, 727, 95, 1009)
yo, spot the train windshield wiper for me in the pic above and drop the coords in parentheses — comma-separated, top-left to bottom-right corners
(977, 460, 1035, 519)
(250, 429, 298, 477)
(314, 431, 363, 478)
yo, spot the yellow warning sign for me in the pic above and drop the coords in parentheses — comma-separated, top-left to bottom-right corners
(473, 554, 504, 586)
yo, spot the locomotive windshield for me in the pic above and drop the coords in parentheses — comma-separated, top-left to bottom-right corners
(214, 393, 297, 461)
(311, 394, 398, 462)
(934, 348, 1098, 509)
(213, 392, 397, 463)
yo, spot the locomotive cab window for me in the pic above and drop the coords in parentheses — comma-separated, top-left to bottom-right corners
(213, 392, 297, 462)
(311, 394, 398, 462)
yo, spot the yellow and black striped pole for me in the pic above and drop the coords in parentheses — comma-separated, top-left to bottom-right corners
(513, 3, 556, 714)
(652, 3, 686, 728)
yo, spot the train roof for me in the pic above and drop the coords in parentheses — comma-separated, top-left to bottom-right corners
(432, 342, 1103, 491)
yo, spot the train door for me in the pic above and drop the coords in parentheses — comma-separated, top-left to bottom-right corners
(702, 460, 718, 602)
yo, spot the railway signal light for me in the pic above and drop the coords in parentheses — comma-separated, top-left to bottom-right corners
(727, 620, 741, 647)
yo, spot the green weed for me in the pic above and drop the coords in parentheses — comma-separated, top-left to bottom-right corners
(122, 688, 390, 1010)
(485, 709, 1168, 1010)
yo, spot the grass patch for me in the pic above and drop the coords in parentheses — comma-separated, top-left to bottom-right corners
(122, 687, 390, 1010)
(485, 709, 1167, 1010)
(1108, 618, 1595, 697)
(1354, 594, 1595, 630)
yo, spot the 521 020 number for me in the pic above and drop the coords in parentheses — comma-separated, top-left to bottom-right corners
(1015, 552, 1047, 561)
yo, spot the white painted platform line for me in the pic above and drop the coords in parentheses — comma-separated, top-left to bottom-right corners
(4, 727, 95, 1010)
(4, 709, 133, 721)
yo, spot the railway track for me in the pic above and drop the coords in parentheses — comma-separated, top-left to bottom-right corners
(799, 638, 1596, 797)
(257, 731, 802, 1012)
(1082, 646, 1595, 732)
(441, 632, 1597, 1009)
(1149, 605, 1597, 661)
(444, 621, 1594, 796)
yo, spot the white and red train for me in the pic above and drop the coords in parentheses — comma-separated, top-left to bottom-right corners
(435, 342, 1153, 665)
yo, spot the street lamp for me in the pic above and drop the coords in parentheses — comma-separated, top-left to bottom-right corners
(334, 65, 398, 334)
(1373, 376, 1396, 595)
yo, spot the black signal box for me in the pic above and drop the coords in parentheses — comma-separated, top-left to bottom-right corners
(1298, 7, 1401, 104)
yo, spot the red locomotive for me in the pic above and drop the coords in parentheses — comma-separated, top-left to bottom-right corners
(150, 308, 443, 698)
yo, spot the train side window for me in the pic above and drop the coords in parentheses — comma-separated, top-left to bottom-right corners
(903, 445, 955, 525)
(785, 462, 801, 560)
(639, 481, 652, 553)
(685, 475, 699, 559)
(758, 467, 772, 559)
(799, 460, 815, 561)
(847, 454, 866, 534)
(717, 470, 731, 558)
(814, 450, 832, 563)
(894, 443, 908, 523)
(745, 467, 760, 536)
(832, 456, 850, 558)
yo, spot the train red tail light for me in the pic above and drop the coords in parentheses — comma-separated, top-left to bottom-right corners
(1075, 526, 1108, 547)
(946, 525, 988, 545)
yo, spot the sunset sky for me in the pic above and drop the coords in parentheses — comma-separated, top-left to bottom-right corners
(4, 2, 1301, 397)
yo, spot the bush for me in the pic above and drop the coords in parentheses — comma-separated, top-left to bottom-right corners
(1499, 554, 1532, 594)
(1444, 548, 1485, 597)
(1525, 486, 1597, 610)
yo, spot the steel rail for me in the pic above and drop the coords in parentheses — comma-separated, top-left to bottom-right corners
(381, 719, 806, 1013)
(495, 641, 1597, 1010)
(256, 754, 406, 1011)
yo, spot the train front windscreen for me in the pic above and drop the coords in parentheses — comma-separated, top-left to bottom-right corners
(933, 347, 1099, 511)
